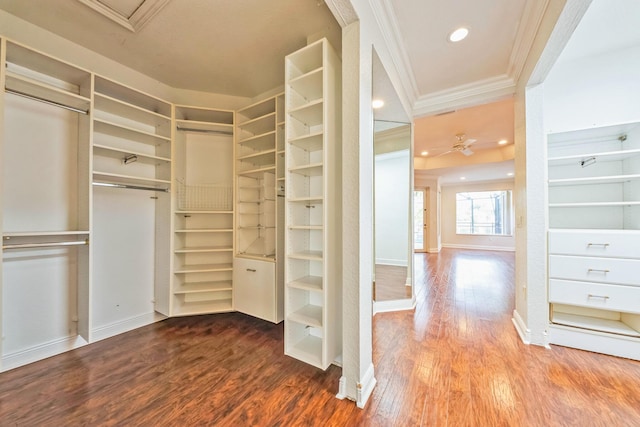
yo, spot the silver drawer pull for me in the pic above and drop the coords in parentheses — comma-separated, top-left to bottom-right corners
(246, 268, 257, 272)
(587, 243, 609, 247)
(587, 268, 610, 274)
(588, 294, 610, 300)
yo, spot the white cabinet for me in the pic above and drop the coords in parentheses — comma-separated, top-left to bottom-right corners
(172, 105, 235, 316)
(284, 38, 342, 370)
(233, 257, 280, 322)
(1, 40, 91, 370)
(547, 122, 640, 360)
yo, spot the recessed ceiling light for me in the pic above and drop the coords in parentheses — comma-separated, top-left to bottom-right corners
(372, 99, 384, 109)
(448, 27, 469, 43)
(498, 139, 508, 145)
(507, 172, 514, 177)
(421, 151, 429, 156)
(460, 177, 466, 180)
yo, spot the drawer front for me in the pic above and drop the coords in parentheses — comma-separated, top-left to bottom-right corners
(233, 257, 276, 322)
(548, 229, 640, 259)
(549, 255, 640, 286)
(549, 279, 640, 314)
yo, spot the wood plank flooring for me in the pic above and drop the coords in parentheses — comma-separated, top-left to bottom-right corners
(374, 264, 411, 301)
(1, 249, 639, 426)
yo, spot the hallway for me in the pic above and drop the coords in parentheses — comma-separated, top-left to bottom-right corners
(0, 249, 639, 425)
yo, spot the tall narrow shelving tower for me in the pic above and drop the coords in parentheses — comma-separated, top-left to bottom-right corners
(283, 38, 342, 370)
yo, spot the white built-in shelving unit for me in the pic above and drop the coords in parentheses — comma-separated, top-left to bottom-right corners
(284, 38, 342, 370)
(172, 105, 235, 316)
(1, 39, 92, 370)
(547, 122, 640, 360)
(233, 94, 285, 323)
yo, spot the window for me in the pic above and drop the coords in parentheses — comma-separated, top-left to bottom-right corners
(456, 190, 512, 235)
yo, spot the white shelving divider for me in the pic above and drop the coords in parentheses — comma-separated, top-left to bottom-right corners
(172, 105, 235, 316)
(284, 38, 342, 370)
(547, 121, 640, 360)
(233, 94, 285, 323)
(1, 39, 92, 371)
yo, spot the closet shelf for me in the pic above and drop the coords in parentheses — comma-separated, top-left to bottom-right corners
(174, 246, 233, 253)
(289, 163, 323, 176)
(548, 148, 640, 165)
(174, 263, 233, 274)
(237, 111, 276, 129)
(237, 165, 276, 177)
(287, 275, 323, 292)
(94, 118, 171, 146)
(288, 67, 323, 103)
(238, 226, 276, 230)
(173, 281, 233, 294)
(95, 75, 172, 117)
(288, 304, 323, 328)
(174, 228, 233, 233)
(237, 130, 276, 149)
(287, 336, 323, 367)
(549, 174, 640, 186)
(237, 98, 277, 122)
(92, 172, 170, 188)
(551, 312, 640, 337)
(175, 119, 234, 134)
(237, 148, 276, 162)
(93, 144, 171, 165)
(289, 225, 323, 230)
(237, 252, 276, 262)
(94, 93, 171, 128)
(287, 196, 324, 204)
(549, 201, 640, 208)
(288, 130, 324, 151)
(175, 210, 234, 215)
(288, 99, 323, 127)
(5, 72, 91, 113)
(288, 250, 323, 261)
(3, 230, 89, 238)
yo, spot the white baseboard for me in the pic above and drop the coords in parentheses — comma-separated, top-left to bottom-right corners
(442, 243, 515, 252)
(374, 297, 416, 315)
(375, 258, 408, 267)
(336, 376, 348, 400)
(1, 335, 88, 372)
(91, 311, 165, 342)
(512, 309, 531, 345)
(548, 324, 640, 361)
(356, 363, 377, 409)
(427, 247, 441, 253)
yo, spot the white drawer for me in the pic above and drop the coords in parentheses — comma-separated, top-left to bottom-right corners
(233, 257, 277, 322)
(549, 255, 640, 286)
(549, 279, 640, 314)
(548, 229, 640, 259)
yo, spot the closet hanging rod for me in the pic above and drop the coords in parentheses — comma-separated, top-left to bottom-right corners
(176, 127, 233, 135)
(93, 181, 169, 193)
(4, 88, 89, 115)
(3, 239, 89, 250)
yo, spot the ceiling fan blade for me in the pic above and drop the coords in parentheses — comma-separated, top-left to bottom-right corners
(435, 150, 454, 157)
(461, 148, 474, 156)
(463, 138, 477, 147)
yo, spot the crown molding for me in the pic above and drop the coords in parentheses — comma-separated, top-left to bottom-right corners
(369, 0, 420, 107)
(413, 74, 516, 118)
(507, 0, 550, 82)
(76, 0, 170, 32)
(324, 0, 358, 27)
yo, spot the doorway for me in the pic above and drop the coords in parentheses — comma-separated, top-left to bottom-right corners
(413, 188, 427, 252)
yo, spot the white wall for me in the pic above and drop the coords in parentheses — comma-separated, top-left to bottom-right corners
(441, 180, 515, 251)
(375, 150, 409, 265)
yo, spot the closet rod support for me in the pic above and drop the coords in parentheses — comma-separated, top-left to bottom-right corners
(5, 88, 89, 115)
(93, 181, 169, 193)
(3, 239, 89, 250)
(176, 127, 233, 135)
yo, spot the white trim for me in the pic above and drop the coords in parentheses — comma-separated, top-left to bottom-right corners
(375, 258, 408, 267)
(324, 0, 358, 27)
(512, 309, 531, 345)
(427, 246, 441, 253)
(507, 0, 551, 82)
(336, 376, 349, 400)
(441, 243, 515, 252)
(373, 297, 416, 315)
(548, 324, 640, 361)
(413, 75, 515, 118)
(75, 0, 170, 32)
(356, 363, 377, 409)
(91, 312, 165, 342)
(1, 335, 88, 372)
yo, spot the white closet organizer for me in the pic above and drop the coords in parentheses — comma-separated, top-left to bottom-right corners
(172, 105, 235, 316)
(284, 38, 342, 370)
(1, 40, 91, 370)
(233, 94, 285, 323)
(91, 76, 172, 338)
(547, 122, 640, 360)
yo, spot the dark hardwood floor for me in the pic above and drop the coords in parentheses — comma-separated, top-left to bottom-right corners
(1, 249, 639, 426)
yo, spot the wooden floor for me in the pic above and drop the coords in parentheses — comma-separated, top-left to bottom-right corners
(374, 264, 411, 301)
(1, 249, 640, 426)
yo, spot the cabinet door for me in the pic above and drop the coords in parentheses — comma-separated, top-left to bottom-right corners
(233, 258, 277, 322)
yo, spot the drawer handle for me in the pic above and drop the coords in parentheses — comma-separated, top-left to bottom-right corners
(587, 268, 610, 274)
(587, 243, 609, 247)
(246, 268, 257, 272)
(588, 294, 610, 300)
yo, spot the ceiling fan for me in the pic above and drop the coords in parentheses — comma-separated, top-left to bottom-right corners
(436, 133, 477, 157)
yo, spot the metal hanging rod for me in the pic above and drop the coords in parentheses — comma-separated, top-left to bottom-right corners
(93, 181, 169, 193)
(176, 127, 233, 135)
(5, 88, 89, 115)
(3, 239, 89, 250)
